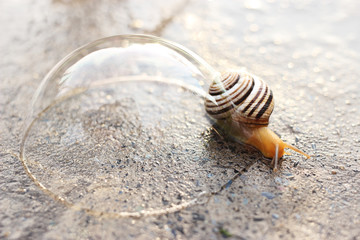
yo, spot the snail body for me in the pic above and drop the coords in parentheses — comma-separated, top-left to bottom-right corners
(205, 71, 310, 169)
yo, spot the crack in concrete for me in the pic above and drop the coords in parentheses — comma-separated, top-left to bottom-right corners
(146, 0, 191, 36)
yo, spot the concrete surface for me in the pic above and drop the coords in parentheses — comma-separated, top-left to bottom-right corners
(1, 0, 359, 239)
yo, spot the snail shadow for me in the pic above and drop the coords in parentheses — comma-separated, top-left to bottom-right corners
(203, 120, 272, 174)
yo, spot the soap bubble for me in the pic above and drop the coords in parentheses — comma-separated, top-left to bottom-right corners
(20, 35, 245, 217)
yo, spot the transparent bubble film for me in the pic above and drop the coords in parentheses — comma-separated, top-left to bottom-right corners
(20, 35, 254, 217)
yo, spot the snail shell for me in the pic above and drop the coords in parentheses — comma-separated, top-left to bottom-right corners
(205, 71, 274, 127)
(205, 70, 310, 170)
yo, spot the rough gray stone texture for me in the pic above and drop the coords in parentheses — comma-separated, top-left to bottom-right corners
(1, 0, 359, 239)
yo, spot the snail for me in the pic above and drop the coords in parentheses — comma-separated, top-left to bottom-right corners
(205, 70, 310, 170)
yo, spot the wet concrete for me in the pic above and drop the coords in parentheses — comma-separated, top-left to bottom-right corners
(1, 0, 360, 239)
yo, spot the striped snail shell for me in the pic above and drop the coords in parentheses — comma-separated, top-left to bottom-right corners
(204, 70, 310, 170)
(205, 71, 274, 127)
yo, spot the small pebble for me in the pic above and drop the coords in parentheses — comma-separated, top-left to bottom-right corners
(331, 170, 337, 175)
(225, 180, 232, 189)
(275, 177, 282, 184)
(192, 212, 205, 221)
(312, 143, 316, 150)
(282, 172, 293, 177)
(261, 192, 275, 199)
